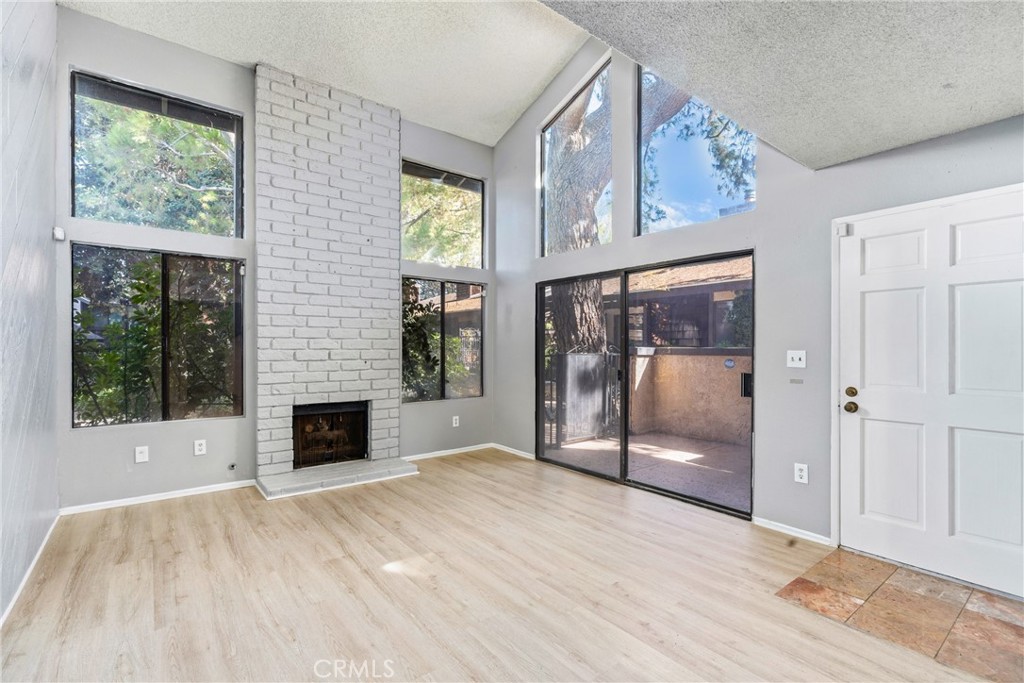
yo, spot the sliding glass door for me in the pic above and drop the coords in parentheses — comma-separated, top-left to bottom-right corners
(536, 253, 754, 516)
(625, 256, 753, 514)
(538, 275, 622, 479)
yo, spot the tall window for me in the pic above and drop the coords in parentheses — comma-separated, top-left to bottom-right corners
(72, 72, 242, 237)
(402, 278, 484, 402)
(72, 244, 243, 427)
(638, 67, 756, 235)
(541, 61, 613, 256)
(401, 161, 483, 268)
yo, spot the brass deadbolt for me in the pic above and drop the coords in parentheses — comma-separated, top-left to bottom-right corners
(845, 386, 858, 397)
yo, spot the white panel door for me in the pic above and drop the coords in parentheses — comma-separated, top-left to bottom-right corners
(839, 185, 1024, 596)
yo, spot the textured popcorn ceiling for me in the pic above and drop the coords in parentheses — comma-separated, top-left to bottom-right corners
(543, 0, 1024, 169)
(58, 0, 588, 146)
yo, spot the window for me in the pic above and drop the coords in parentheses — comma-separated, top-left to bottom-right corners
(638, 67, 756, 235)
(401, 161, 483, 268)
(72, 244, 243, 427)
(541, 61, 612, 256)
(402, 278, 484, 402)
(72, 72, 242, 237)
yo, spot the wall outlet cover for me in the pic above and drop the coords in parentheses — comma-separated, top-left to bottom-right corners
(794, 462, 809, 484)
(134, 446, 149, 463)
(193, 439, 207, 456)
(452, 416, 460, 428)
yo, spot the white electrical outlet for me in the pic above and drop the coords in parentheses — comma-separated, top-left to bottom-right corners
(787, 350, 807, 368)
(193, 439, 207, 456)
(134, 446, 149, 463)
(452, 416, 460, 427)
(794, 463, 809, 484)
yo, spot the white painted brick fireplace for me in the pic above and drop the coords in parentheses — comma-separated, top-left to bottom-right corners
(253, 65, 414, 495)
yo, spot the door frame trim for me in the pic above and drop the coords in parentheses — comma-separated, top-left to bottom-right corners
(828, 183, 1024, 549)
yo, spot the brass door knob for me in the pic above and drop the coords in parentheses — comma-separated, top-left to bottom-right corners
(844, 401, 859, 413)
(845, 386, 858, 397)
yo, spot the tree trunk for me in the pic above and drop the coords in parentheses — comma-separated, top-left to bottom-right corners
(550, 277, 607, 353)
(545, 72, 689, 354)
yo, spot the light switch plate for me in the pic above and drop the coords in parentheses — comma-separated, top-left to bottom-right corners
(134, 446, 149, 463)
(787, 350, 807, 368)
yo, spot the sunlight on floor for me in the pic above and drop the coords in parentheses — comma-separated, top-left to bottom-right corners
(381, 557, 429, 578)
(558, 437, 739, 472)
(544, 432, 752, 511)
(561, 438, 618, 452)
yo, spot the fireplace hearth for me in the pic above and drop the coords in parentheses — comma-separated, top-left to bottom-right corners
(292, 402, 369, 470)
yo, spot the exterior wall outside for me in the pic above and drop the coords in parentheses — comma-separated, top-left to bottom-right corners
(54, 9, 258, 507)
(492, 38, 1024, 538)
(0, 0, 59, 617)
(630, 354, 752, 446)
(254, 65, 402, 476)
(399, 120, 495, 456)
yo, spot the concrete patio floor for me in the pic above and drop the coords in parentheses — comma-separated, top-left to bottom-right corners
(541, 431, 751, 513)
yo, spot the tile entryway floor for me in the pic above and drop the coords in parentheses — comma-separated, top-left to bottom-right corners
(778, 549, 1024, 682)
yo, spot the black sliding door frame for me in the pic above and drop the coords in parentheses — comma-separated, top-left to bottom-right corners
(534, 272, 623, 485)
(535, 249, 755, 519)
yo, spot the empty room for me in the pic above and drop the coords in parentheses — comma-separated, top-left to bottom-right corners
(1, 1, 1022, 681)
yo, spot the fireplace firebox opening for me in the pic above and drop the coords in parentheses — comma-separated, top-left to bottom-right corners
(292, 402, 369, 469)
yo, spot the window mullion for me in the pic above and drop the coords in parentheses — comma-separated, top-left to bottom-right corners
(234, 261, 245, 414)
(160, 253, 170, 421)
(439, 280, 447, 400)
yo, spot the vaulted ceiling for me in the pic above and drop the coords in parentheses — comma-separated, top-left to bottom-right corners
(59, 1, 1023, 169)
(543, 0, 1024, 168)
(57, 0, 589, 147)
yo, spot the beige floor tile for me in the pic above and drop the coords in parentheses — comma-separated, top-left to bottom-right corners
(777, 576, 865, 621)
(847, 582, 964, 657)
(886, 567, 972, 607)
(964, 590, 1024, 628)
(802, 550, 896, 600)
(937, 609, 1024, 683)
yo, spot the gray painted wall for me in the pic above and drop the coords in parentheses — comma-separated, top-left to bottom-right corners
(55, 10, 257, 507)
(0, 0, 59, 618)
(492, 39, 1024, 537)
(399, 120, 496, 456)
(50, 11, 501, 504)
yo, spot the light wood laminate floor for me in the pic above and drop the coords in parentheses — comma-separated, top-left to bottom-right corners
(1, 449, 979, 681)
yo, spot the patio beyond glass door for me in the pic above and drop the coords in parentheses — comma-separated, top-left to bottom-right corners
(539, 275, 622, 479)
(535, 253, 753, 517)
(625, 256, 753, 514)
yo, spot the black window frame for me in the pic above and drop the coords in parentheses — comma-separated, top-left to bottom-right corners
(71, 71, 245, 238)
(400, 159, 485, 269)
(71, 242, 245, 428)
(401, 276, 485, 403)
(539, 59, 612, 258)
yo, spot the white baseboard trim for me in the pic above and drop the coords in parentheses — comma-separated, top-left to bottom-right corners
(257, 471, 418, 501)
(753, 517, 835, 547)
(1, 513, 59, 628)
(403, 443, 494, 461)
(486, 443, 536, 459)
(59, 479, 256, 516)
(402, 442, 536, 461)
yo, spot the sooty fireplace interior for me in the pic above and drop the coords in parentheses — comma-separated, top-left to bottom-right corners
(293, 401, 369, 469)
